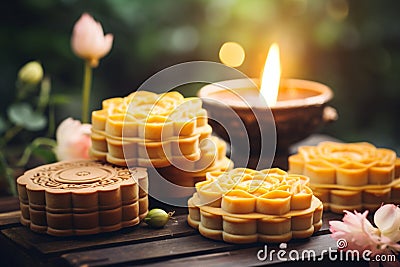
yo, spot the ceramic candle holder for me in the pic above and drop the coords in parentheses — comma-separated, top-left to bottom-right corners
(198, 78, 336, 169)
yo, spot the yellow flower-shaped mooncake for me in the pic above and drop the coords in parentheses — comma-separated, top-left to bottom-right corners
(187, 168, 323, 244)
(90, 91, 211, 168)
(288, 141, 400, 213)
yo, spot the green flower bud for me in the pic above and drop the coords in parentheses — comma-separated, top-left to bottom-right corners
(18, 61, 43, 85)
(144, 208, 173, 228)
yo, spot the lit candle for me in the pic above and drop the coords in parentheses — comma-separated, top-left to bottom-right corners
(202, 43, 332, 108)
(198, 43, 335, 169)
(260, 42, 280, 107)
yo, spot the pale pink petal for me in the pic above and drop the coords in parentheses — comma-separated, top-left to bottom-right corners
(80, 123, 92, 135)
(374, 204, 400, 236)
(329, 220, 349, 233)
(330, 231, 348, 240)
(329, 209, 383, 255)
(55, 117, 92, 161)
(98, 34, 114, 58)
(71, 13, 113, 67)
(71, 13, 96, 57)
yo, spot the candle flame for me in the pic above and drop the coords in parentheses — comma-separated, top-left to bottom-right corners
(260, 43, 281, 107)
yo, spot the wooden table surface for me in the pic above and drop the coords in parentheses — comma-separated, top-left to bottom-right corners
(0, 196, 375, 267)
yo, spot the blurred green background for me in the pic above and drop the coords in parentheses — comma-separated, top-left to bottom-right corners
(1, 0, 400, 153)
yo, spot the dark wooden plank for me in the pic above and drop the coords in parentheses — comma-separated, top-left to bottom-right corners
(1, 214, 196, 255)
(59, 212, 345, 266)
(62, 234, 240, 267)
(62, 231, 349, 267)
(139, 236, 338, 267)
(0, 210, 21, 229)
(0, 231, 70, 267)
(1, 209, 342, 253)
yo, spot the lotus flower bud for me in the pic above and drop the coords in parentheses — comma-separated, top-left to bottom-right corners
(71, 13, 113, 67)
(18, 61, 43, 85)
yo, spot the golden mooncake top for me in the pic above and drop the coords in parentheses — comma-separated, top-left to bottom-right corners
(298, 141, 395, 165)
(289, 141, 400, 186)
(92, 91, 208, 140)
(194, 168, 315, 215)
(90, 91, 213, 167)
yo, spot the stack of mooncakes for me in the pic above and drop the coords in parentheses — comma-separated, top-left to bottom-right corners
(17, 160, 148, 236)
(90, 91, 233, 187)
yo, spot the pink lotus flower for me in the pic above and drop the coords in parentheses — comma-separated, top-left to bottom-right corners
(71, 13, 113, 67)
(330, 204, 400, 257)
(54, 118, 92, 161)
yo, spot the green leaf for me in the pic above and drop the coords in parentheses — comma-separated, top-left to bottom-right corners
(7, 103, 31, 126)
(32, 147, 57, 163)
(24, 113, 47, 131)
(7, 103, 47, 131)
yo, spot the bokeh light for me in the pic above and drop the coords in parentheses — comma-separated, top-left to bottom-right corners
(219, 42, 246, 68)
